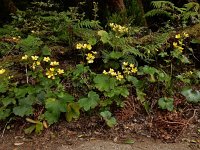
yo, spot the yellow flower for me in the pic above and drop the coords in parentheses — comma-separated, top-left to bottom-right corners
(46, 69, 56, 79)
(46, 71, 54, 79)
(83, 44, 87, 49)
(103, 70, 108, 75)
(43, 57, 50, 62)
(32, 63, 36, 70)
(173, 42, 178, 48)
(108, 68, 117, 76)
(36, 61, 40, 65)
(50, 61, 59, 66)
(92, 51, 97, 54)
(123, 62, 128, 66)
(131, 67, 138, 73)
(22, 55, 28, 60)
(8, 75, 14, 79)
(31, 56, 39, 61)
(189, 71, 193, 75)
(116, 74, 124, 81)
(177, 46, 184, 52)
(86, 44, 92, 50)
(109, 23, 114, 27)
(178, 41, 183, 45)
(50, 68, 55, 72)
(0, 69, 6, 74)
(183, 32, 189, 38)
(129, 63, 135, 68)
(76, 43, 83, 49)
(175, 34, 181, 39)
(57, 68, 64, 74)
(86, 53, 95, 63)
(124, 69, 131, 75)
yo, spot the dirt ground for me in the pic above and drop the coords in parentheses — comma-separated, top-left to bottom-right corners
(0, 112, 200, 150)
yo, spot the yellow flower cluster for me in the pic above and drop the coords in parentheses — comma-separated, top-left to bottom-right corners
(22, 55, 28, 60)
(50, 61, 59, 66)
(175, 33, 189, 39)
(0, 69, 6, 75)
(43, 57, 50, 62)
(32, 61, 41, 70)
(109, 23, 128, 34)
(173, 42, 184, 52)
(103, 68, 124, 81)
(122, 62, 138, 75)
(76, 43, 92, 50)
(21, 55, 64, 79)
(45, 68, 64, 79)
(173, 32, 189, 53)
(85, 51, 97, 64)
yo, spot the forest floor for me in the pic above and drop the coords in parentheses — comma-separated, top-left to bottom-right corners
(0, 108, 200, 150)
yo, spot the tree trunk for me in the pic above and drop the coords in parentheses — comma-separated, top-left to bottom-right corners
(107, 0, 126, 12)
(137, 0, 147, 26)
(0, 0, 16, 24)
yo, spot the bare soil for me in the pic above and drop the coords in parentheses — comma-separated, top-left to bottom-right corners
(0, 109, 200, 150)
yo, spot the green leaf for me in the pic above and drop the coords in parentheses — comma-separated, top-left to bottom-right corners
(66, 103, 80, 122)
(94, 75, 117, 92)
(181, 88, 200, 103)
(57, 92, 74, 103)
(14, 88, 28, 99)
(24, 125, 36, 134)
(140, 66, 158, 75)
(42, 45, 51, 56)
(158, 97, 174, 111)
(1, 97, 16, 106)
(124, 139, 135, 144)
(44, 98, 68, 125)
(45, 98, 66, 113)
(0, 81, 9, 93)
(109, 51, 124, 59)
(191, 39, 200, 44)
(78, 91, 100, 111)
(97, 30, 110, 43)
(35, 122, 43, 134)
(13, 105, 33, 117)
(127, 76, 144, 89)
(18, 95, 35, 106)
(0, 107, 11, 120)
(100, 111, 117, 127)
(44, 111, 59, 125)
(106, 86, 129, 98)
(87, 38, 97, 45)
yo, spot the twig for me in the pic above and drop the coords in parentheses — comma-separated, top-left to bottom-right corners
(175, 109, 197, 141)
(1, 118, 12, 138)
(25, 64, 29, 84)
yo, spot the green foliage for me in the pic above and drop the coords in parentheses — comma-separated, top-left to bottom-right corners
(24, 118, 44, 135)
(94, 74, 129, 98)
(145, 1, 200, 26)
(181, 88, 200, 103)
(16, 35, 43, 55)
(66, 103, 80, 122)
(100, 111, 117, 127)
(158, 97, 174, 111)
(78, 91, 100, 111)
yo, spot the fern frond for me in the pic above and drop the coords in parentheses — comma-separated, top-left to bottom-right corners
(184, 2, 200, 12)
(182, 12, 199, 21)
(75, 20, 102, 29)
(151, 1, 175, 9)
(145, 9, 171, 18)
